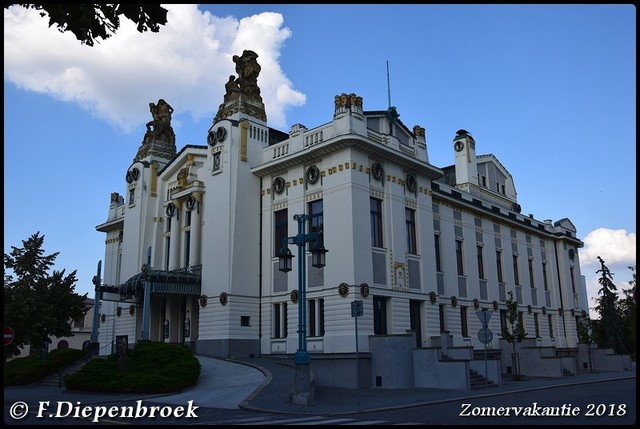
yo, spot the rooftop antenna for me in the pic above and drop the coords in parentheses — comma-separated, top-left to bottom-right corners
(386, 60, 399, 128)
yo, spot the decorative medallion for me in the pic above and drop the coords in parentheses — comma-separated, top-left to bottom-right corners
(360, 282, 370, 298)
(527, 305, 532, 314)
(273, 177, 286, 194)
(473, 298, 480, 310)
(126, 171, 133, 183)
(129, 305, 136, 316)
(219, 292, 229, 305)
(429, 291, 437, 304)
(492, 300, 499, 311)
(131, 167, 140, 181)
(116, 306, 122, 317)
(101, 314, 106, 324)
(338, 282, 349, 298)
(290, 289, 299, 304)
(451, 296, 458, 308)
(199, 294, 208, 307)
(186, 194, 197, 211)
(306, 165, 320, 184)
(208, 126, 227, 146)
(371, 162, 384, 181)
(406, 174, 417, 193)
(165, 202, 176, 217)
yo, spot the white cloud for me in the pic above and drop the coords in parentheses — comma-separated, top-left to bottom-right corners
(579, 228, 635, 318)
(3, 4, 305, 132)
(579, 228, 636, 266)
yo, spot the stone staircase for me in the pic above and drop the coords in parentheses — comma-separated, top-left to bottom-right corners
(38, 357, 91, 388)
(469, 368, 498, 390)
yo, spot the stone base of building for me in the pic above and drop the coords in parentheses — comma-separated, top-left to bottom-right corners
(195, 338, 260, 359)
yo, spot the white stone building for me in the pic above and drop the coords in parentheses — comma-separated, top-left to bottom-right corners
(95, 51, 599, 388)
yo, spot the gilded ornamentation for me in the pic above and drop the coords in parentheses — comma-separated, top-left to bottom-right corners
(290, 289, 299, 304)
(219, 292, 229, 305)
(338, 282, 349, 298)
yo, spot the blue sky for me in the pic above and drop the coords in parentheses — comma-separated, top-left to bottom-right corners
(4, 4, 636, 317)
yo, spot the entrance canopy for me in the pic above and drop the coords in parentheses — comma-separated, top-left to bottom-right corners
(98, 269, 202, 301)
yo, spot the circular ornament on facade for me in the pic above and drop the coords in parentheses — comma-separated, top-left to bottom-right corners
(306, 165, 320, 184)
(360, 283, 370, 298)
(219, 292, 229, 306)
(371, 162, 384, 180)
(131, 167, 140, 181)
(207, 129, 217, 146)
(126, 171, 133, 183)
(406, 174, 417, 193)
(165, 202, 176, 217)
(290, 289, 299, 304)
(454, 140, 464, 152)
(116, 306, 122, 317)
(101, 314, 106, 324)
(338, 282, 349, 298)
(129, 305, 136, 316)
(451, 296, 458, 307)
(273, 177, 286, 194)
(216, 127, 227, 142)
(542, 306, 547, 315)
(492, 300, 499, 311)
(473, 298, 480, 310)
(186, 195, 197, 210)
(199, 294, 208, 307)
(429, 291, 437, 304)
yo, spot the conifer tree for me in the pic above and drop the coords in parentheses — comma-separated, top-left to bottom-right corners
(4, 232, 88, 360)
(592, 256, 627, 354)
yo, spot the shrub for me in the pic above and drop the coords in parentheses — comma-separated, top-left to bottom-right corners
(4, 348, 88, 386)
(64, 341, 201, 393)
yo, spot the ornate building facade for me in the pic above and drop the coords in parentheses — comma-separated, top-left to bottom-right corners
(95, 50, 597, 388)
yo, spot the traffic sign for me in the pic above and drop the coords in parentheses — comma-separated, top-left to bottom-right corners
(476, 310, 493, 328)
(477, 328, 493, 344)
(351, 300, 363, 317)
(4, 327, 15, 346)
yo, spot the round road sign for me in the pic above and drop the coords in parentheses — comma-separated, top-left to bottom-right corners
(4, 327, 15, 346)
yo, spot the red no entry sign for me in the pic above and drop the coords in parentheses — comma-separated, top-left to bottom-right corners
(4, 327, 14, 345)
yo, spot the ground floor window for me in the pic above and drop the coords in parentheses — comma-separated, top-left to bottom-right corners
(308, 298, 324, 337)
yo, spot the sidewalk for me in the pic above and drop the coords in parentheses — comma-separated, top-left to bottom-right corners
(233, 356, 636, 415)
(4, 354, 635, 417)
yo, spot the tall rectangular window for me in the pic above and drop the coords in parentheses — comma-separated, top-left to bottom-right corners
(438, 304, 446, 332)
(435, 234, 442, 272)
(542, 262, 549, 290)
(548, 315, 554, 337)
(273, 303, 288, 339)
(512, 254, 520, 285)
(456, 239, 464, 275)
(308, 200, 324, 243)
(461, 306, 469, 337)
(373, 296, 388, 335)
(477, 245, 485, 279)
(534, 313, 540, 338)
(184, 210, 191, 267)
(405, 208, 417, 254)
(274, 209, 288, 255)
(370, 198, 383, 248)
(496, 250, 503, 283)
(570, 267, 576, 294)
(308, 298, 324, 337)
(528, 259, 535, 288)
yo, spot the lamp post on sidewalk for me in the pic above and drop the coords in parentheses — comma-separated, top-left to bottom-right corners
(278, 213, 328, 406)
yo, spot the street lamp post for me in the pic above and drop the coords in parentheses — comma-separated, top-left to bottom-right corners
(278, 213, 327, 406)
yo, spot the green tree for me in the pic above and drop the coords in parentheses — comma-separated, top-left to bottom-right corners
(576, 314, 593, 344)
(502, 290, 527, 380)
(4, 232, 88, 361)
(618, 265, 636, 359)
(592, 256, 627, 354)
(4, 4, 168, 46)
